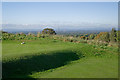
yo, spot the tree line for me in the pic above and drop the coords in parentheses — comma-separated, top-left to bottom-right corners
(1, 28, 119, 44)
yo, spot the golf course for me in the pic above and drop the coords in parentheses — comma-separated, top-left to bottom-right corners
(2, 37, 118, 78)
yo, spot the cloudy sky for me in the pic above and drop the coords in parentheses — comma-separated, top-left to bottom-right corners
(2, 2, 118, 30)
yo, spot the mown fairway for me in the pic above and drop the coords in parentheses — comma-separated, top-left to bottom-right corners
(2, 38, 118, 78)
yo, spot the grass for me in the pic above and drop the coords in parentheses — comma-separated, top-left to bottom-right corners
(31, 57, 117, 78)
(2, 38, 118, 78)
(2, 38, 72, 61)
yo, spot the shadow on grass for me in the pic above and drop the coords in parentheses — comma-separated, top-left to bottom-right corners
(2, 50, 80, 78)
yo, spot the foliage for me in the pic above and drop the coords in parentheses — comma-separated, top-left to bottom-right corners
(42, 28, 56, 35)
(94, 32, 109, 42)
(1, 28, 118, 47)
(80, 36, 86, 40)
(116, 31, 120, 42)
(88, 34, 95, 40)
(110, 28, 117, 42)
(2, 31, 50, 40)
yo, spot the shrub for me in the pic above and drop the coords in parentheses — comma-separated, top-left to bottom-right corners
(94, 32, 110, 42)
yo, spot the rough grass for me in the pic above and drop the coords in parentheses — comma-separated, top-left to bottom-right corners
(2, 38, 118, 78)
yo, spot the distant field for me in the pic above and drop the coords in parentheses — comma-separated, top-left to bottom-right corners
(2, 38, 118, 78)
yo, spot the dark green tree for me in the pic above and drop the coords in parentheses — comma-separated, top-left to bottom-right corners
(42, 28, 56, 35)
(110, 28, 117, 42)
(116, 31, 120, 42)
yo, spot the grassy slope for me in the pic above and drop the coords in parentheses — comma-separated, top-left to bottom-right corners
(31, 57, 117, 78)
(2, 39, 118, 78)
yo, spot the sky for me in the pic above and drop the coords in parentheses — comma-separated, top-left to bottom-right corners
(2, 2, 118, 30)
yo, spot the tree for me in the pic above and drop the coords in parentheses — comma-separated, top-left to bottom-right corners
(94, 32, 110, 42)
(110, 28, 117, 42)
(42, 28, 56, 35)
(116, 31, 120, 42)
(100, 32, 110, 42)
(94, 32, 103, 40)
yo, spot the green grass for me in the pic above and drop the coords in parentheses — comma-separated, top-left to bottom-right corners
(2, 39, 72, 61)
(31, 57, 117, 78)
(2, 38, 118, 78)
